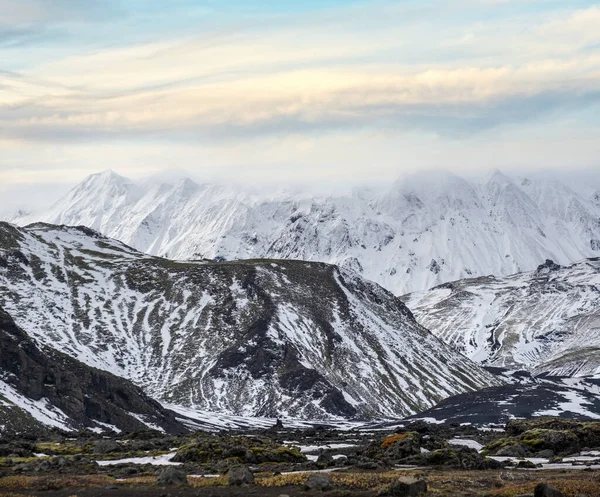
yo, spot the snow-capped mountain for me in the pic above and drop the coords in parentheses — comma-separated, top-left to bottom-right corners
(0, 222, 499, 420)
(0, 306, 184, 435)
(7, 169, 600, 295)
(403, 259, 600, 376)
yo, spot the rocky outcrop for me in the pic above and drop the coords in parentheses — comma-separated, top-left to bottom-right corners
(0, 307, 185, 435)
(484, 418, 600, 457)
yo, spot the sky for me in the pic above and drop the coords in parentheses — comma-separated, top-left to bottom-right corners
(1, 0, 600, 211)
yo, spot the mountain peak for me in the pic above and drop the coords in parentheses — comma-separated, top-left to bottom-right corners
(484, 168, 513, 186)
(82, 169, 131, 187)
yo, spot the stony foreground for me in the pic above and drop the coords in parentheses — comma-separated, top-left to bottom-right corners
(0, 418, 599, 497)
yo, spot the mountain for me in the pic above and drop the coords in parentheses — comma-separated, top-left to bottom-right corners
(406, 373, 600, 425)
(7, 169, 600, 295)
(403, 258, 600, 376)
(0, 222, 499, 420)
(0, 306, 185, 435)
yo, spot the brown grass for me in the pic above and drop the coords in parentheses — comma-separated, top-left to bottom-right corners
(188, 475, 229, 487)
(0, 475, 157, 491)
(490, 476, 600, 497)
(381, 433, 408, 448)
(189, 471, 421, 490)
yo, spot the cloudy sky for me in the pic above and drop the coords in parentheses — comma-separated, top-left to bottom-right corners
(1, 0, 599, 209)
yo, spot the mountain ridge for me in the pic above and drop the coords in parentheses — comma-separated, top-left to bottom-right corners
(403, 257, 600, 377)
(0, 221, 501, 420)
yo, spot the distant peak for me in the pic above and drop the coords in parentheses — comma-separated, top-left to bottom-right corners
(173, 177, 201, 193)
(82, 169, 131, 186)
(485, 169, 512, 184)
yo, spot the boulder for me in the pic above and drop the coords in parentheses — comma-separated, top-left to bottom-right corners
(534, 483, 564, 497)
(305, 473, 331, 491)
(316, 452, 334, 468)
(497, 444, 527, 458)
(157, 466, 187, 485)
(520, 429, 580, 456)
(228, 466, 254, 486)
(93, 439, 120, 454)
(388, 477, 428, 497)
(535, 450, 555, 459)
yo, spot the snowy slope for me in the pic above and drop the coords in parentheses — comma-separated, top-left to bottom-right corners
(0, 222, 499, 420)
(403, 259, 600, 376)
(406, 374, 600, 425)
(7, 170, 600, 295)
(0, 306, 185, 435)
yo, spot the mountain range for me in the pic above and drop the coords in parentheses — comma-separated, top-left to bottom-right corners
(7, 169, 600, 295)
(0, 222, 499, 421)
(403, 258, 600, 377)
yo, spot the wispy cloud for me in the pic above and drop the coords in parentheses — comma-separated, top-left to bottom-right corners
(1, 0, 599, 190)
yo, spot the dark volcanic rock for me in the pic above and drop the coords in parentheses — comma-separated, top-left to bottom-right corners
(534, 483, 564, 497)
(388, 477, 428, 497)
(497, 444, 527, 457)
(173, 435, 306, 465)
(157, 466, 187, 485)
(404, 377, 600, 425)
(0, 307, 185, 435)
(305, 473, 331, 491)
(228, 466, 254, 486)
(484, 419, 599, 457)
(93, 440, 120, 454)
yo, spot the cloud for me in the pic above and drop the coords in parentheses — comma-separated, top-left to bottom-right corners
(1, 0, 599, 189)
(2, 53, 600, 142)
(0, 0, 117, 24)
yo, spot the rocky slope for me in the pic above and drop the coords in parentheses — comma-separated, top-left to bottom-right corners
(403, 259, 600, 376)
(407, 373, 600, 425)
(0, 222, 499, 420)
(0, 306, 185, 435)
(6, 170, 600, 295)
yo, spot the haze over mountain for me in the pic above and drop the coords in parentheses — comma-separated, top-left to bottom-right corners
(7, 169, 600, 295)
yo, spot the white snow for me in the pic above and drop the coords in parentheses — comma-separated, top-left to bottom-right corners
(9, 169, 600, 297)
(406, 257, 600, 375)
(0, 379, 74, 431)
(448, 439, 484, 451)
(96, 452, 181, 466)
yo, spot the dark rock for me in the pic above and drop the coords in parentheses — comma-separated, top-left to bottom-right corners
(497, 444, 527, 457)
(0, 307, 186, 435)
(157, 466, 187, 486)
(388, 477, 428, 497)
(228, 466, 254, 486)
(534, 483, 564, 497)
(516, 460, 538, 469)
(405, 447, 502, 470)
(536, 450, 555, 459)
(316, 451, 334, 468)
(356, 458, 380, 469)
(520, 429, 580, 456)
(94, 439, 120, 454)
(304, 473, 331, 491)
(536, 260, 561, 273)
